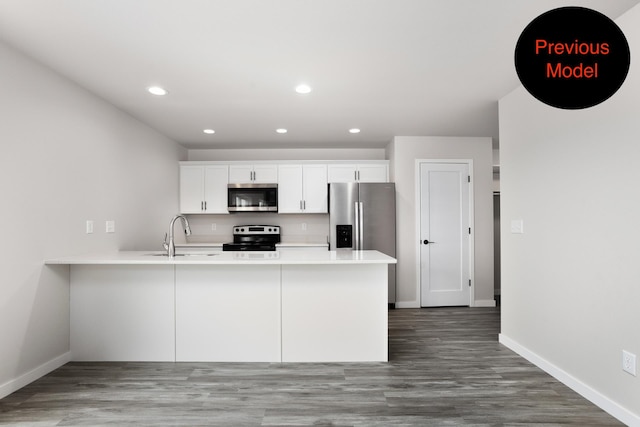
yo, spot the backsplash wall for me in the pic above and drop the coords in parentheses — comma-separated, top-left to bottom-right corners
(181, 213, 330, 245)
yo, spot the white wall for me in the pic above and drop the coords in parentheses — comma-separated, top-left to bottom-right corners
(0, 41, 186, 398)
(499, 4, 640, 423)
(189, 148, 386, 161)
(387, 136, 495, 307)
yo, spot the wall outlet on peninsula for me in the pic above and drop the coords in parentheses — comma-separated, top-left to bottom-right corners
(622, 350, 637, 376)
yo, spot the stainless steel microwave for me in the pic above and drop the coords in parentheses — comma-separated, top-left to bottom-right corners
(228, 183, 278, 212)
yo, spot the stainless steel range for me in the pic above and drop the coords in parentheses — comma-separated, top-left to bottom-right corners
(222, 225, 280, 251)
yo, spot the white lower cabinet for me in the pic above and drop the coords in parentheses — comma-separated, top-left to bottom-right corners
(175, 265, 281, 362)
(69, 262, 388, 362)
(70, 265, 176, 361)
(281, 264, 388, 362)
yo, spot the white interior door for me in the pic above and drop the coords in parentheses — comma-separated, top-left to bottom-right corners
(419, 162, 471, 307)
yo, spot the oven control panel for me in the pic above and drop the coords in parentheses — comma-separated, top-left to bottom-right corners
(233, 225, 280, 235)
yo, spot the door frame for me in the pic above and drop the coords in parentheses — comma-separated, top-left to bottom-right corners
(415, 159, 476, 307)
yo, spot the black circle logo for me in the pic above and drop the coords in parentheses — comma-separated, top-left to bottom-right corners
(515, 7, 630, 109)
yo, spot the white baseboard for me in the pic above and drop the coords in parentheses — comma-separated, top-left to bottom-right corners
(394, 301, 419, 309)
(394, 300, 497, 308)
(499, 334, 640, 427)
(0, 352, 71, 400)
(473, 299, 496, 307)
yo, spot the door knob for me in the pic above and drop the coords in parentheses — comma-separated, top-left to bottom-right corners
(423, 239, 432, 245)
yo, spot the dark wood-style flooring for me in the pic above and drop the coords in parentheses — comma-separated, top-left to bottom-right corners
(0, 307, 623, 426)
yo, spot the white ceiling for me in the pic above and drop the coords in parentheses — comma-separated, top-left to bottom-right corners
(0, 0, 638, 150)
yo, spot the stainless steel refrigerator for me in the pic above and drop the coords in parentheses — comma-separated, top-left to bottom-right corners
(329, 182, 396, 306)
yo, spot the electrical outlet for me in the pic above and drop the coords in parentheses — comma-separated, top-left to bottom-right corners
(211, 223, 217, 231)
(105, 220, 115, 233)
(622, 350, 637, 376)
(302, 223, 307, 231)
(510, 219, 524, 234)
(86, 220, 94, 234)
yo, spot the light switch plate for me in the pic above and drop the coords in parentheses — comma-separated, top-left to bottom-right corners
(510, 219, 524, 234)
(86, 220, 94, 234)
(105, 220, 115, 233)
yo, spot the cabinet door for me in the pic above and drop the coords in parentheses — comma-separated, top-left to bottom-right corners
(180, 166, 205, 213)
(228, 165, 254, 183)
(71, 265, 176, 361)
(302, 165, 328, 213)
(176, 265, 282, 362)
(278, 165, 303, 213)
(203, 165, 229, 214)
(327, 164, 357, 183)
(357, 164, 388, 183)
(253, 164, 278, 183)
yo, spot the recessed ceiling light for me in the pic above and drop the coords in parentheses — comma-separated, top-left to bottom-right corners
(203, 129, 215, 134)
(276, 128, 288, 134)
(349, 128, 361, 134)
(295, 84, 312, 94)
(147, 86, 168, 96)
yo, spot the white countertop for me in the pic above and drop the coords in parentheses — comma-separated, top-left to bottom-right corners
(45, 250, 396, 265)
(176, 242, 329, 248)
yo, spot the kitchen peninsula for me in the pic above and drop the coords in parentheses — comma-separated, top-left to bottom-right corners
(46, 250, 396, 363)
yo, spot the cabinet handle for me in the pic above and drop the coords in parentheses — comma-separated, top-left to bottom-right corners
(300, 200, 303, 210)
(201, 201, 204, 211)
(354, 170, 358, 181)
(303, 200, 306, 210)
(204, 201, 207, 211)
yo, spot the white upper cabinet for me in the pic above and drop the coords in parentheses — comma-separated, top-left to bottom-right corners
(357, 163, 389, 182)
(277, 165, 303, 213)
(229, 164, 278, 184)
(327, 163, 388, 183)
(227, 165, 253, 184)
(180, 161, 388, 215)
(278, 164, 328, 214)
(302, 165, 329, 213)
(180, 165, 229, 214)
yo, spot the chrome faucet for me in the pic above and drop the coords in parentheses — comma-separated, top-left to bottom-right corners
(163, 215, 192, 257)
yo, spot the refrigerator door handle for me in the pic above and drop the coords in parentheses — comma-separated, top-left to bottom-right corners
(358, 201, 364, 250)
(354, 202, 360, 250)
